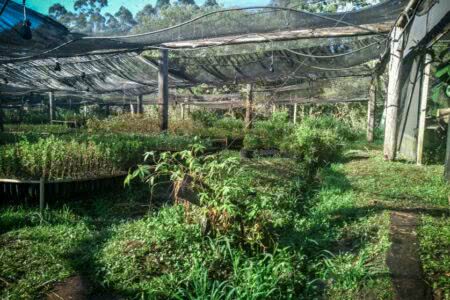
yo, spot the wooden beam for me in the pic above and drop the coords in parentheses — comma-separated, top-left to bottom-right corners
(416, 54, 432, 165)
(367, 77, 376, 142)
(384, 27, 404, 161)
(48, 91, 54, 122)
(163, 22, 394, 49)
(245, 84, 254, 130)
(158, 49, 169, 131)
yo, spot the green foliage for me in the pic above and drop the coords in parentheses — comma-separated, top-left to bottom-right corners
(243, 111, 292, 150)
(419, 215, 450, 300)
(0, 133, 209, 180)
(281, 116, 357, 174)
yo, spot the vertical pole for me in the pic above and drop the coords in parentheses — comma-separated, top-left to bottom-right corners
(180, 103, 185, 120)
(445, 121, 450, 182)
(158, 49, 169, 132)
(417, 54, 432, 165)
(293, 103, 298, 124)
(130, 102, 135, 115)
(39, 177, 45, 214)
(384, 27, 404, 161)
(83, 102, 87, 117)
(272, 103, 276, 114)
(0, 96, 3, 132)
(367, 76, 376, 143)
(245, 84, 254, 130)
(137, 95, 143, 114)
(48, 91, 54, 123)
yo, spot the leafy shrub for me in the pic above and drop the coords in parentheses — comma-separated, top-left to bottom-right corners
(191, 110, 219, 127)
(243, 112, 293, 150)
(281, 116, 356, 175)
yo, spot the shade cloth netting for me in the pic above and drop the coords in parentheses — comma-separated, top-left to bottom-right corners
(0, 0, 408, 97)
(0, 0, 407, 60)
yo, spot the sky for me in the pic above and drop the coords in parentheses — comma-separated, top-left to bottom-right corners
(20, 0, 271, 16)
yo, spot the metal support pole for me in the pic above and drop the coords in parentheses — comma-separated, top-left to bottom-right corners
(48, 91, 54, 123)
(158, 49, 169, 131)
(245, 84, 254, 130)
(417, 54, 432, 165)
(367, 76, 376, 143)
(384, 27, 404, 161)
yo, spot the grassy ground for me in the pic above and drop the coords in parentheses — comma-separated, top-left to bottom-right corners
(0, 147, 449, 299)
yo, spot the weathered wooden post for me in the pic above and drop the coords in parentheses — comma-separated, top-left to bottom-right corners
(445, 121, 450, 182)
(416, 54, 432, 165)
(0, 96, 4, 132)
(272, 103, 276, 114)
(130, 101, 135, 115)
(293, 103, 298, 124)
(367, 76, 377, 142)
(245, 84, 254, 130)
(137, 95, 143, 114)
(39, 177, 45, 214)
(158, 49, 169, 131)
(48, 91, 54, 123)
(384, 27, 404, 161)
(180, 103, 185, 120)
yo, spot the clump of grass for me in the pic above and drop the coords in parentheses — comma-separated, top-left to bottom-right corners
(419, 215, 450, 299)
(0, 207, 92, 299)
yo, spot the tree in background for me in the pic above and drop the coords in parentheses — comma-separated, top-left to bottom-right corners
(156, 0, 171, 10)
(204, 0, 219, 7)
(136, 4, 156, 24)
(270, 0, 376, 12)
(114, 6, 137, 31)
(177, 0, 197, 5)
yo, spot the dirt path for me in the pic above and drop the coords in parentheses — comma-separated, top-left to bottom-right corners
(386, 211, 432, 300)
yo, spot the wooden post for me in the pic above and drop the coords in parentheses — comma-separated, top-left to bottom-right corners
(293, 103, 298, 124)
(130, 102, 135, 115)
(417, 54, 432, 165)
(384, 27, 404, 161)
(245, 84, 254, 130)
(48, 91, 54, 122)
(445, 121, 450, 182)
(39, 177, 45, 214)
(137, 95, 143, 114)
(180, 103, 185, 120)
(83, 103, 87, 117)
(158, 49, 169, 131)
(367, 76, 377, 142)
(0, 96, 3, 132)
(272, 103, 276, 114)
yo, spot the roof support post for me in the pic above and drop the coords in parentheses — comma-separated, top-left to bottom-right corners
(48, 91, 54, 123)
(245, 84, 254, 130)
(416, 54, 432, 165)
(137, 95, 143, 114)
(180, 103, 185, 120)
(367, 76, 377, 143)
(384, 27, 404, 161)
(0, 96, 4, 132)
(158, 49, 169, 132)
(445, 121, 450, 182)
(293, 103, 298, 124)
